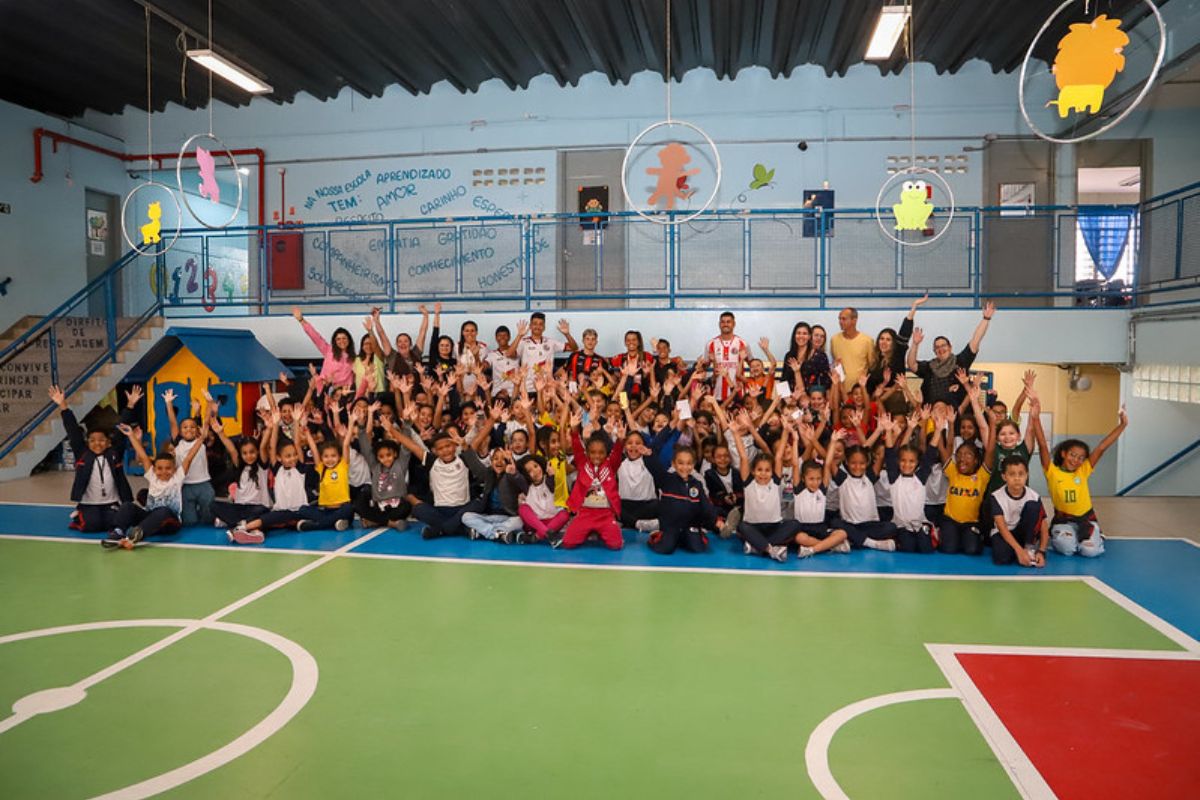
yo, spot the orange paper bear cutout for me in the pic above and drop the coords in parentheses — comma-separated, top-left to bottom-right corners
(1047, 14, 1129, 118)
(646, 142, 699, 210)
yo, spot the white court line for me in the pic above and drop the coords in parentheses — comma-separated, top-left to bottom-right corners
(0, 527, 383, 739)
(0, 500, 74, 508)
(0, 532, 331, 557)
(1081, 575, 1200, 652)
(804, 688, 961, 800)
(1105, 535, 1200, 548)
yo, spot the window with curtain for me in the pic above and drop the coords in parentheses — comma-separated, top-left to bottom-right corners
(1075, 211, 1137, 284)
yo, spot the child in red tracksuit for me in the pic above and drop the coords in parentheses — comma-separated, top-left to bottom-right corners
(562, 419, 626, 550)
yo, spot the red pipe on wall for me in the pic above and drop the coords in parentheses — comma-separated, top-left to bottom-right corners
(31, 127, 267, 228)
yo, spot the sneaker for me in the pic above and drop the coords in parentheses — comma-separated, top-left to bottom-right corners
(720, 508, 741, 538)
(101, 529, 125, 550)
(497, 529, 514, 544)
(647, 531, 663, 547)
(120, 526, 145, 550)
(834, 541, 852, 554)
(334, 519, 351, 532)
(467, 528, 481, 540)
(635, 519, 659, 533)
(230, 527, 265, 545)
(516, 530, 536, 544)
(864, 538, 897, 552)
(388, 519, 409, 531)
(767, 544, 788, 562)
(548, 531, 564, 549)
(421, 527, 441, 540)
(296, 520, 319, 532)
(798, 545, 816, 558)
(213, 518, 226, 528)
(743, 540, 754, 555)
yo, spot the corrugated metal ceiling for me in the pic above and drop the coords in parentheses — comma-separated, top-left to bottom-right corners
(0, 0, 1161, 118)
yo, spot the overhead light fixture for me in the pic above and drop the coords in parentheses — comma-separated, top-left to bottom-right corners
(865, 5, 910, 61)
(186, 49, 272, 94)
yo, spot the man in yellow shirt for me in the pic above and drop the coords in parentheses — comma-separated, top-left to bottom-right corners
(830, 307, 874, 391)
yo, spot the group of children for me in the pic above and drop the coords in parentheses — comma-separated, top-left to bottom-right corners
(52, 301, 1129, 567)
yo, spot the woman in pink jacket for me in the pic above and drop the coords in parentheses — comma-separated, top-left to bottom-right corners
(291, 307, 355, 390)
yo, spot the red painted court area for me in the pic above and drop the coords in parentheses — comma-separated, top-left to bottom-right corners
(957, 653, 1200, 800)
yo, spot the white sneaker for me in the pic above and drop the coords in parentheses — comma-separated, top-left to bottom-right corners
(834, 541, 852, 554)
(767, 545, 788, 562)
(865, 538, 897, 552)
(743, 541, 754, 555)
(213, 518, 225, 528)
(635, 519, 659, 533)
(797, 545, 815, 559)
(335, 519, 351, 532)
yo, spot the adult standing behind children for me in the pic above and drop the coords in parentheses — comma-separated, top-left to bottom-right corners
(830, 307, 874, 392)
(906, 301, 996, 406)
(506, 312, 578, 394)
(704, 311, 748, 402)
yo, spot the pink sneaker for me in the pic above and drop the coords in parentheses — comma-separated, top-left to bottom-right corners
(229, 527, 265, 545)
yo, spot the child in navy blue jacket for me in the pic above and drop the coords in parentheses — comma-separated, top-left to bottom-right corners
(644, 415, 722, 555)
(50, 385, 139, 532)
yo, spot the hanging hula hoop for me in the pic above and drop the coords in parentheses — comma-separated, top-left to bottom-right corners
(176, 132, 244, 230)
(120, 180, 182, 256)
(874, 166, 957, 248)
(621, 119, 722, 226)
(1018, 0, 1166, 145)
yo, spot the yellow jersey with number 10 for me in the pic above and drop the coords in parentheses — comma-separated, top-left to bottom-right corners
(1045, 460, 1093, 516)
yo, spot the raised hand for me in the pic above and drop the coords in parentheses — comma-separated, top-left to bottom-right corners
(1118, 404, 1128, 426)
(569, 409, 583, 429)
(434, 301, 443, 314)
(515, 319, 529, 339)
(1022, 369, 1037, 389)
(758, 337, 770, 353)
(910, 292, 929, 312)
(982, 300, 996, 320)
(556, 318, 571, 335)
(363, 316, 374, 331)
(116, 422, 133, 436)
(125, 386, 144, 407)
(162, 388, 177, 405)
(278, 371, 291, 384)
(291, 306, 304, 321)
(912, 327, 924, 346)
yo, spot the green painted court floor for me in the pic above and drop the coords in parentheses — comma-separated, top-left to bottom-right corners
(0, 538, 1183, 799)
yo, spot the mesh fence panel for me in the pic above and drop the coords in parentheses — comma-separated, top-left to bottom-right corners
(899, 213, 973, 290)
(827, 216, 896, 290)
(207, 233, 253, 304)
(677, 219, 743, 291)
(626, 220, 668, 292)
(325, 228, 390, 301)
(1056, 213, 1077, 289)
(163, 238, 205, 306)
(1141, 202, 1179, 284)
(395, 226, 457, 296)
(1182, 195, 1200, 280)
(748, 217, 817, 290)
(459, 223, 522, 295)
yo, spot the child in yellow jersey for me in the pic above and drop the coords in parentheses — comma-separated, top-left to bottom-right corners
(296, 409, 357, 532)
(1035, 405, 1128, 558)
(935, 384, 996, 555)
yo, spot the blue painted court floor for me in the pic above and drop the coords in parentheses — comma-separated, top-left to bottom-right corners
(2, 502, 1198, 642)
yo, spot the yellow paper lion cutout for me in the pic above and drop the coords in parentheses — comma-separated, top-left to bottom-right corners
(1047, 14, 1129, 118)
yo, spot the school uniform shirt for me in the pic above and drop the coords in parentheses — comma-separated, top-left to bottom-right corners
(743, 478, 784, 525)
(988, 441, 1031, 495)
(145, 470, 186, 516)
(1045, 460, 1094, 516)
(724, 429, 758, 471)
(348, 449, 371, 488)
(175, 438, 210, 485)
(884, 448, 936, 530)
(523, 479, 559, 520)
(80, 455, 120, 506)
(234, 465, 271, 507)
(989, 486, 1045, 531)
(566, 350, 609, 383)
(547, 455, 570, 508)
(272, 464, 312, 511)
(516, 335, 566, 391)
(618, 458, 656, 502)
(317, 459, 351, 507)
(793, 487, 827, 525)
(943, 463, 990, 524)
(423, 453, 472, 507)
(485, 350, 520, 396)
(832, 470, 880, 525)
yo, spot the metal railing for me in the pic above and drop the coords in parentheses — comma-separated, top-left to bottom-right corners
(0, 249, 165, 460)
(146, 202, 1198, 316)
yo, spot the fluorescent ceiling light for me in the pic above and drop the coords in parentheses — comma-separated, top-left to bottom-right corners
(865, 6, 910, 61)
(186, 49, 272, 94)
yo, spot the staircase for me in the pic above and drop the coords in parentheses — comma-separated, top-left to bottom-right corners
(0, 316, 164, 481)
(0, 248, 166, 482)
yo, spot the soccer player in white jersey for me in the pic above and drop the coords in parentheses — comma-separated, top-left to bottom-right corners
(704, 311, 748, 402)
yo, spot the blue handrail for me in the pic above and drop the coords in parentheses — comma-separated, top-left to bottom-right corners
(1116, 437, 1200, 496)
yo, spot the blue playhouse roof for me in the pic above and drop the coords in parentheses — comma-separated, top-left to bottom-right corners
(124, 327, 287, 384)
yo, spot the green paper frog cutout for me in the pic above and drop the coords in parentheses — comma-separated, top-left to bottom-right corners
(893, 180, 934, 231)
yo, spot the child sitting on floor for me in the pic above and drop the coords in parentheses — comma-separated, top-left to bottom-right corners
(49, 385, 137, 533)
(228, 410, 319, 544)
(562, 413, 626, 550)
(109, 419, 207, 549)
(988, 455, 1049, 567)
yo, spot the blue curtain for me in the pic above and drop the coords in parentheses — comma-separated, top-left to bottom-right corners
(1078, 210, 1132, 280)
